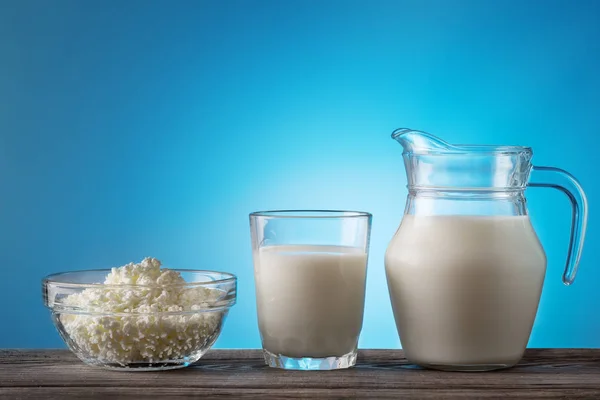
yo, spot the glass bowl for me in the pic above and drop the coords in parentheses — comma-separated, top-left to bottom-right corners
(42, 269, 236, 371)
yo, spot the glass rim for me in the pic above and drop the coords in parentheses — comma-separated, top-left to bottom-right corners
(42, 269, 237, 289)
(249, 210, 372, 219)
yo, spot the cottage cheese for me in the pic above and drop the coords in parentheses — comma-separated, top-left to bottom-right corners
(60, 258, 223, 366)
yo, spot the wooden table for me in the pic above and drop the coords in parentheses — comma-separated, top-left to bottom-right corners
(1, 349, 599, 399)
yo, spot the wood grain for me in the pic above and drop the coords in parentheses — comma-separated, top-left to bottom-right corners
(1, 349, 599, 399)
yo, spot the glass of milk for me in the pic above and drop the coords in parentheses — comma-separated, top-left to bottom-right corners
(249, 210, 372, 370)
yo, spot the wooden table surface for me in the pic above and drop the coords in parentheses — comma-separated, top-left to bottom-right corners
(1, 349, 599, 399)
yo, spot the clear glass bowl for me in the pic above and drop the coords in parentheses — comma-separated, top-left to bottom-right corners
(42, 269, 237, 371)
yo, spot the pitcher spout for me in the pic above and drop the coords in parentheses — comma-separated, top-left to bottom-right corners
(392, 128, 454, 154)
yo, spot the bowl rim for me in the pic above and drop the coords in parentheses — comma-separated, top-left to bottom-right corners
(46, 306, 234, 316)
(43, 268, 237, 289)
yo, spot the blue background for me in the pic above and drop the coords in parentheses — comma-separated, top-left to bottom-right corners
(1, 0, 598, 349)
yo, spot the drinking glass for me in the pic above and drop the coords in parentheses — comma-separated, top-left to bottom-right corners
(249, 210, 372, 370)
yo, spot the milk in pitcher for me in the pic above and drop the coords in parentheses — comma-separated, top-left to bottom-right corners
(385, 214, 546, 369)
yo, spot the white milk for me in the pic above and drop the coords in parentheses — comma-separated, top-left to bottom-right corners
(254, 245, 368, 358)
(385, 215, 547, 369)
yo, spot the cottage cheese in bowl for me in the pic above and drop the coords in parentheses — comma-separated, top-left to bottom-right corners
(43, 258, 237, 370)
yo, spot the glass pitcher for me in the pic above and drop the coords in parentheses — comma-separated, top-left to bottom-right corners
(385, 128, 588, 372)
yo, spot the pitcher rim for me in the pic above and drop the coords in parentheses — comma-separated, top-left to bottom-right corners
(391, 128, 533, 156)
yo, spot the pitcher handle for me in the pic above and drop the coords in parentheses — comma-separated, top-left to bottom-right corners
(528, 166, 588, 285)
